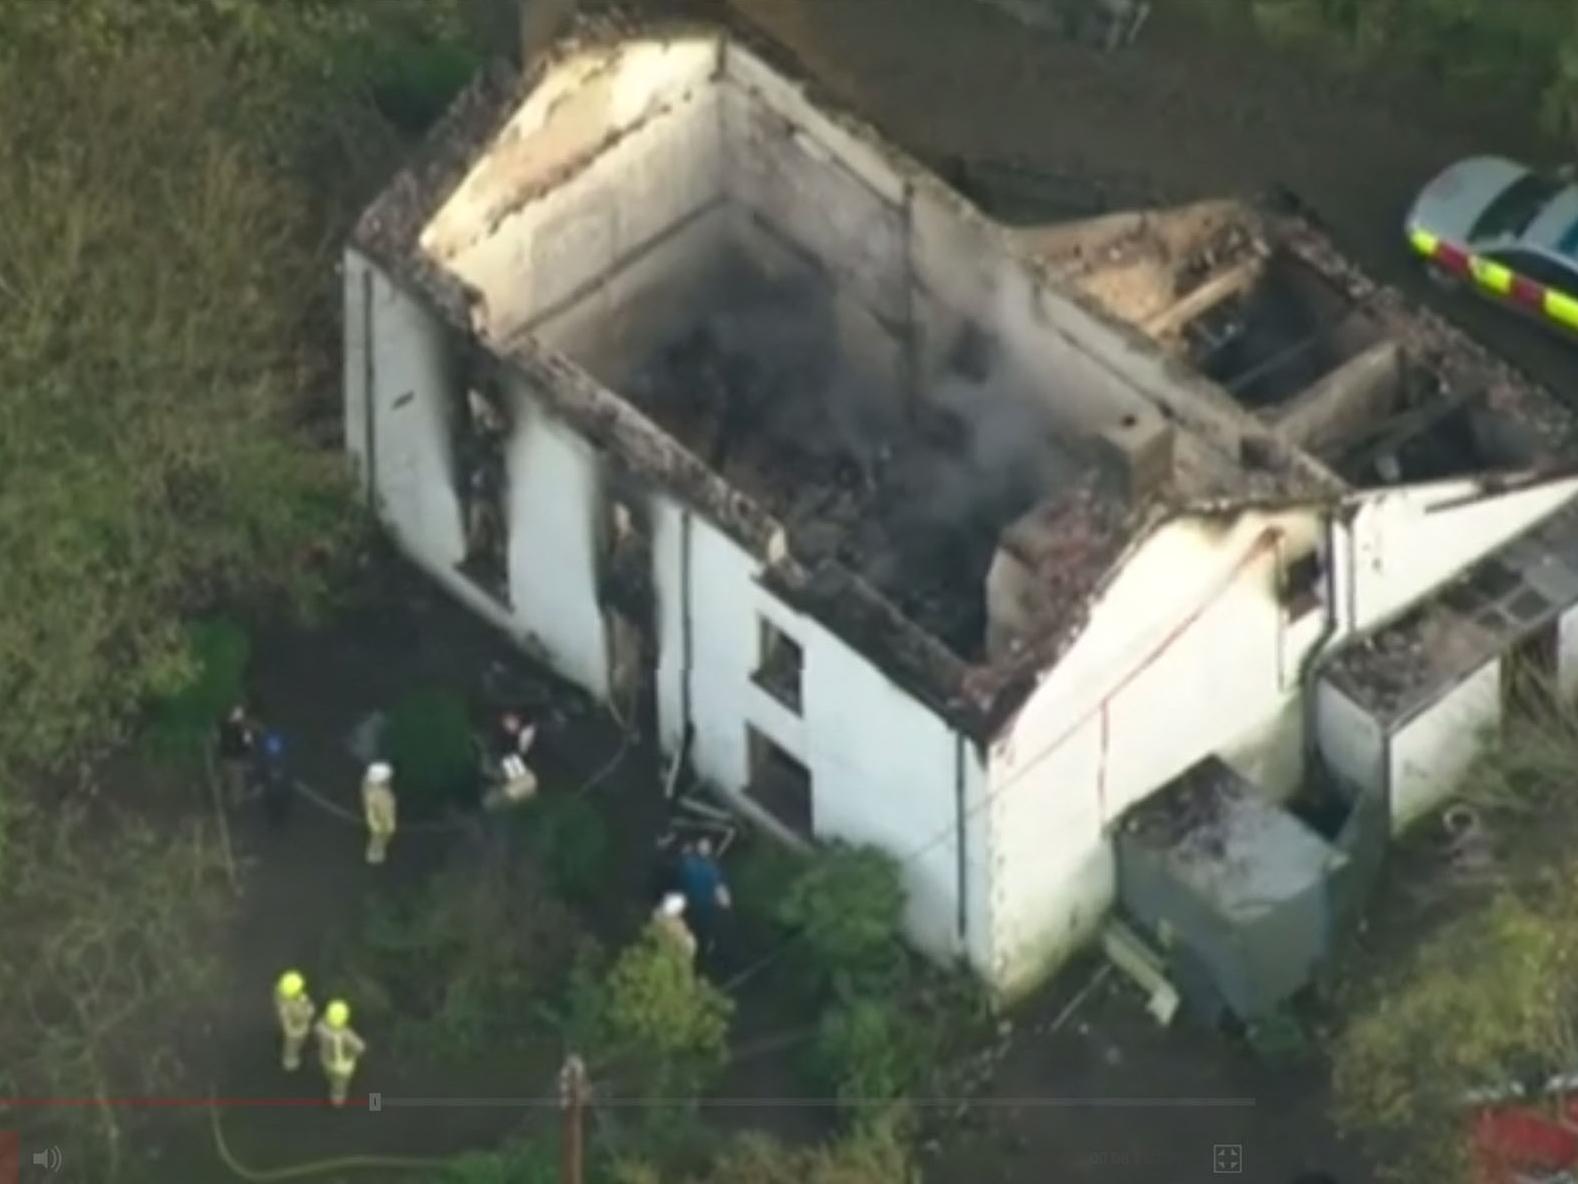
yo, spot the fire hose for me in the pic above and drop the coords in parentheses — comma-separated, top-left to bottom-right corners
(209, 1096, 450, 1181)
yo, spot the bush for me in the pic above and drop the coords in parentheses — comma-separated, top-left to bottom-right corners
(145, 618, 251, 766)
(688, 1120, 918, 1184)
(1230, 0, 1578, 136)
(775, 844, 909, 1000)
(348, 853, 577, 1061)
(805, 998, 928, 1125)
(383, 686, 477, 814)
(585, 928, 734, 1099)
(519, 792, 611, 902)
(731, 839, 812, 934)
(432, 1135, 559, 1184)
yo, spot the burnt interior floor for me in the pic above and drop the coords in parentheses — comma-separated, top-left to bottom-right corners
(535, 230, 1075, 660)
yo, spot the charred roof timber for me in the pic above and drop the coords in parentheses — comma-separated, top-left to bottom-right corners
(353, 19, 1578, 741)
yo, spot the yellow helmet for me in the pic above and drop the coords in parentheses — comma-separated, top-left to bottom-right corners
(325, 1000, 350, 1028)
(278, 971, 305, 999)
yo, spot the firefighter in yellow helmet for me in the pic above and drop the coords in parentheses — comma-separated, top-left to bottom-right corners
(315, 999, 367, 1108)
(361, 762, 397, 865)
(274, 970, 316, 1072)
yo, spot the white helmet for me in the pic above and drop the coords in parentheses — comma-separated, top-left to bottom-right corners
(367, 762, 393, 783)
(660, 893, 686, 917)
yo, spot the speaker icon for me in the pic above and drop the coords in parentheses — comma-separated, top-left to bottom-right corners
(30, 1145, 62, 1173)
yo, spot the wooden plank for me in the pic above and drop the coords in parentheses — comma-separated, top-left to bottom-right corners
(1338, 386, 1484, 475)
(1143, 257, 1263, 338)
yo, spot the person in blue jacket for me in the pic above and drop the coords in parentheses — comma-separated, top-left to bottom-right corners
(677, 837, 731, 965)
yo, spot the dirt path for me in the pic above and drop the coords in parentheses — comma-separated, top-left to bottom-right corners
(709, 0, 1578, 399)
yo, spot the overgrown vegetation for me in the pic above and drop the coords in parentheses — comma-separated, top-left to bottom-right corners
(518, 791, 615, 903)
(434, 1134, 561, 1184)
(772, 844, 910, 1001)
(1330, 680, 1578, 1182)
(678, 1118, 919, 1184)
(0, 0, 511, 789)
(145, 618, 252, 766)
(332, 852, 580, 1063)
(0, 802, 232, 1181)
(384, 687, 481, 814)
(564, 928, 736, 1102)
(1201, 0, 1578, 139)
(740, 842, 977, 1133)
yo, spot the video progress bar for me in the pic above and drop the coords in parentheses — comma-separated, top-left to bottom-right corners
(372, 1095, 1256, 1110)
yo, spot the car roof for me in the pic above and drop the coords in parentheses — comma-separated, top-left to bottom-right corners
(1409, 155, 1531, 246)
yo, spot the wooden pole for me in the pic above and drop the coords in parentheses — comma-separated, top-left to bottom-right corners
(559, 1053, 587, 1184)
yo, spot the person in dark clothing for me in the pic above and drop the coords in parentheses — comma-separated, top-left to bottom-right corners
(256, 729, 293, 826)
(492, 710, 535, 761)
(216, 703, 254, 807)
(677, 837, 731, 964)
(649, 839, 685, 908)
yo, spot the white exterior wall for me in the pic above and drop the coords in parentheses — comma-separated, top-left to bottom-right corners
(1560, 603, 1578, 702)
(650, 498, 986, 966)
(344, 249, 613, 687)
(344, 251, 511, 632)
(499, 376, 610, 698)
(1387, 660, 1501, 832)
(1345, 476, 1578, 633)
(983, 508, 1327, 997)
(1313, 678, 1386, 799)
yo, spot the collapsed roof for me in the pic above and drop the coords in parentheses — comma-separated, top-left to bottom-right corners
(353, 18, 1578, 741)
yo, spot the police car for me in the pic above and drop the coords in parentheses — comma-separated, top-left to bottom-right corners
(1405, 155, 1578, 338)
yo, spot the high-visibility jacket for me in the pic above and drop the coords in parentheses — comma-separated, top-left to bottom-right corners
(652, 912, 697, 960)
(316, 1021, 366, 1075)
(275, 989, 315, 1038)
(362, 780, 396, 836)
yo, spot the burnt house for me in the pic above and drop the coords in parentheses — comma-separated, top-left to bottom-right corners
(345, 25, 1578, 999)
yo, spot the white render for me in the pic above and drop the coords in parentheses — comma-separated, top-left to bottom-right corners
(346, 30, 1578, 1002)
(1388, 660, 1502, 833)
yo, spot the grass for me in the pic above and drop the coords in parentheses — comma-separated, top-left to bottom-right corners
(1329, 673, 1578, 1183)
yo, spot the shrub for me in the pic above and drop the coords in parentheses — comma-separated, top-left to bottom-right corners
(145, 617, 251, 766)
(589, 928, 734, 1099)
(688, 1119, 918, 1184)
(775, 844, 909, 1000)
(432, 1135, 559, 1184)
(350, 853, 576, 1060)
(805, 998, 927, 1130)
(731, 839, 812, 934)
(383, 686, 477, 814)
(519, 792, 611, 902)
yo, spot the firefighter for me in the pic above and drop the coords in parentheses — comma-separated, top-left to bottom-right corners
(315, 999, 367, 1108)
(362, 762, 397, 865)
(274, 970, 316, 1072)
(651, 892, 698, 962)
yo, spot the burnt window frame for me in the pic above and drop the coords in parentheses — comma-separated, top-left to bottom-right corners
(1282, 547, 1324, 621)
(454, 382, 513, 607)
(752, 615, 804, 715)
(745, 725, 813, 839)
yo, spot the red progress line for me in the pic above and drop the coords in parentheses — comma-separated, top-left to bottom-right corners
(0, 1098, 345, 1108)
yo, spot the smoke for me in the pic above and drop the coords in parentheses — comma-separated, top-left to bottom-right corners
(702, 268, 837, 402)
(893, 327, 1077, 542)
